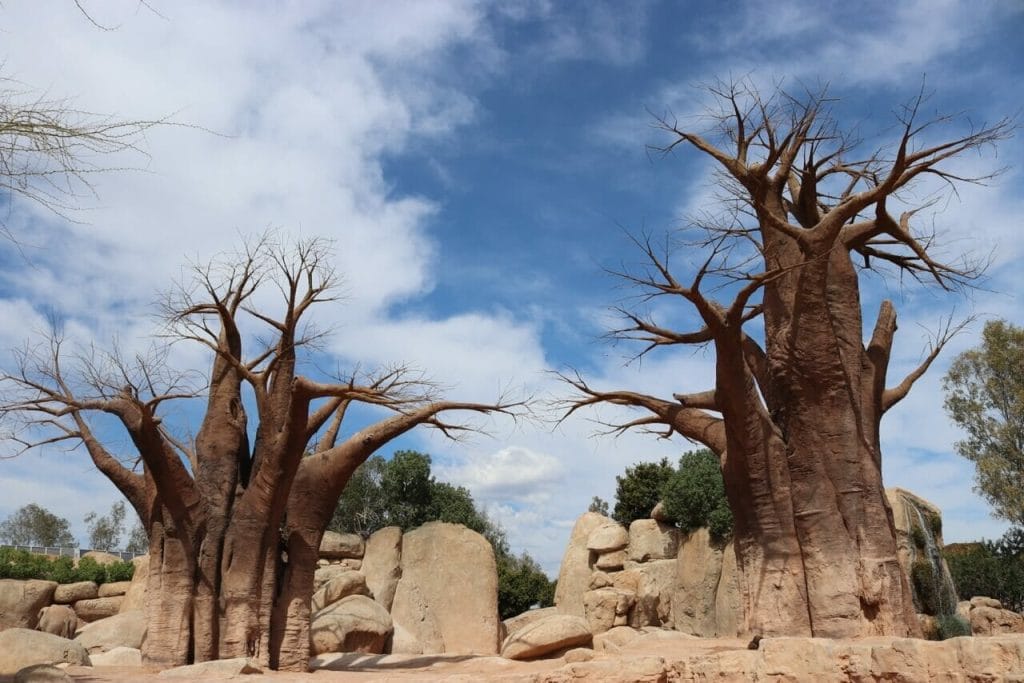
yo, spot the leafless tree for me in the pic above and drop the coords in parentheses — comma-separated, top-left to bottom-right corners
(1, 234, 523, 670)
(561, 80, 1012, 638)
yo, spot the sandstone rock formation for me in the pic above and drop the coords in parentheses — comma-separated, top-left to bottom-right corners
(627, 520, 680, 562)
(74, 609, 146, 653)
(501, 606, 559, 643)
(362, 526, 403, 611)
(310, 594, 393, 655)
(965, 597, 1024, 636)
(97, 581, 130, 598)
(310, 569, 370, 613)
(156, 657, 261, 678)
(52, 582, 97, 605)
(553, 512, 609, 617)
(0, 579, 57, 630)
(390, 522, 500, 655)
(118, 555, 148, 613)
(0, 628, 91, 675)
(319, 530, 365, 560)
(500, 614, 591, 660)
(88, 646, 142, 666)
(72, 596, 122, 622)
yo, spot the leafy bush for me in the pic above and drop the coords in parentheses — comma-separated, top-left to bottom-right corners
(0, 547, 135, 583)
(935, 614, 971, 640)
(612, 458, 675, 526)
(661, 449, 733, 543)
(497, 552, 555, 619)
(911, 558, 940, 615)
(945, 530, 1024, 613)
(105, 560, 135, 583)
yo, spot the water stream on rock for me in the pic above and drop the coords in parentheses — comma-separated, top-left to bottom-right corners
(905, 499, 959, 616)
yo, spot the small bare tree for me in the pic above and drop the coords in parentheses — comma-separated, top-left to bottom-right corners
(562, 80, 1012, 638)
(1, 234, 522, 670)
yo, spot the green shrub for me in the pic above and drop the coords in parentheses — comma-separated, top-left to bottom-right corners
(945, 533, 1024, 613)
(911, 558, 940, 615)
(612, 458, 675, 526)
(105, 560, 135, 583)
(910, 525, 927, 550)
(935, 614, 971, 640)
(661, 449, 733, 543)
(73, 556, 106, 584)
(46, 556, 78, 584)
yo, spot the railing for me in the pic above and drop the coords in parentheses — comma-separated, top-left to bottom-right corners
(0, 545, 143, 561)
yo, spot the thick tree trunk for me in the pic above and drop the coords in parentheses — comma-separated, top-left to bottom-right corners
(720, 244, 918, 638)
(142, 517, 196, 666)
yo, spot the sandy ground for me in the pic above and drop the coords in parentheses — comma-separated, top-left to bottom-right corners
(5, 638, 752, 682)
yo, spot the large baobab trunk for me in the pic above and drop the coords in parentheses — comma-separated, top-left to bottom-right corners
(720, 247, 917, 637)
(562, 81, 1009, 639)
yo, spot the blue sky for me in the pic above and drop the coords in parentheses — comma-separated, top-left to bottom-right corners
(0, 1, 1021, 574)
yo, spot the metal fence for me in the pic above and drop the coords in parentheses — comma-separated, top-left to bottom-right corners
(0, 544, 142, 561)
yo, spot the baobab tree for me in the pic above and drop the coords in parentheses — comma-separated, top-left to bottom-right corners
(563, 82, 1012, 639)
(0, 235, 521, 670)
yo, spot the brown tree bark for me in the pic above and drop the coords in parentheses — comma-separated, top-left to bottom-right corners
(563, 81, 1010, 638)
(0, 236, 521, 670)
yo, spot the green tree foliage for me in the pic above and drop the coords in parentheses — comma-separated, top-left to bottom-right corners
(125, 521, 148, 555)
(661, 449, 733, 543)
(944, 528, 1024, 613)
(330, 450, 554, 618)
(943, 320, 1024, 525)
(588, 496, 609, 516)
(612, 458, 674, 526)
(497, 551, 556, 619)
(0, 547, 134, 584)
(0, 503, 76, 547)
(84, 501, 127, 550)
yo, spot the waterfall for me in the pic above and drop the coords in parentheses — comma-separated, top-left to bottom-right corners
(904, 498, 959, 616)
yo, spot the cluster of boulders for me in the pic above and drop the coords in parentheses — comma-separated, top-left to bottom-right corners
(313, 521, 501, 656)
(0, 552, 149, 675)
(549, 509, 740, 640)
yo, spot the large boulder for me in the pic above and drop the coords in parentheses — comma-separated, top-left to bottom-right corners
(309, 594, 393, 655)
(13, 664, 74, 682)
(97, 581, 130, 598)
(627, 519, 680, 562)
(310, 570, 370, 613)
(501, 606, 559, 643)
(118, 555, 148, 613)
(583, 588, 633, 634)
(554, 512, 610, 617)
(73, 597, 123, 622)
(613, 559, 675, 627)
(362, 526, 402, 611)
(672, 527, 724, 636)
(88, 646, 142, 666)
(0, 629, 90, 675)
(319, 531, 364, 560)
(587, 523, 628, 553)
(968, 598, 1024, 636)
(74, 609, 146, 653)
(157, 657, 261, 678)
(80, 551, 121, 566)
(52, 581, 98, 605)
(390, 522, 499, 655)
(0, 579, 58, 630)
(500, 614, 591, 660)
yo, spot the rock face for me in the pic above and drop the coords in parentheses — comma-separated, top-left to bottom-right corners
(613, 560, 675, 628)
(627, 520, 680, 562)
(88, 646, 142, 666)
(390, 522, 500, 655)
(319, 530, 365, 560)
(554, 512, 610, 617)
(52, 582, 98, 605)
(0, 580, 58, 630)
(310, 595, 393, 655)
(887, 487, 958, 615)
(0, 629, 91, 675)
(311, 570, 370, 613)
(362, 526, 402, 611)
(583, 588, 634, 633)
(119, 555, 148, 613)
(35, 605, 77, 639)
(97, 581, 130, 598)
(73, 596, 122, 622)
(966, 597, 1024, 636)
(671, 529, 740, 637)
(500, 614, 591, 660)
(74, 609, 146, 653)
